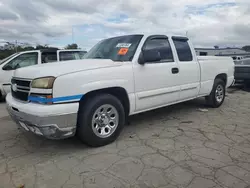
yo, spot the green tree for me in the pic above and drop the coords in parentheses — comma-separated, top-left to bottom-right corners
(242, 46, 250, 52)
(65, 43, 78, 49)
(35, 45, 47, 50)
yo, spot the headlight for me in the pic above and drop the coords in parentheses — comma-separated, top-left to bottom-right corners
(31, 77, 55, 89)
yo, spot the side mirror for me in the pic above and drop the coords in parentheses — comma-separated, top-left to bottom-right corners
(138, 49, 161, 65)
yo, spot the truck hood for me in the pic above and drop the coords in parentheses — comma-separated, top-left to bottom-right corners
(14, 59, 123, 79)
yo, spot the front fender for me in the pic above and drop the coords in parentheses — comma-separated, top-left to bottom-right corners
(52, 65, 134, 102)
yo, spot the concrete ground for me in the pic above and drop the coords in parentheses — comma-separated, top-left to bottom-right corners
(0, 88, 250, 188)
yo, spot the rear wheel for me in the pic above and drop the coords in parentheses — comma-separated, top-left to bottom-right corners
(77, 94, 125, 147)
(206, 78, 226, 108)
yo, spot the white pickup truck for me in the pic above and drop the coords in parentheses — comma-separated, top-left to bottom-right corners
(0, 49, 87, 99)
(6, 33, 234, 147)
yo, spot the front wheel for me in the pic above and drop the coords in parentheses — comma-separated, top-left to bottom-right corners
(206, 78, 226, 108)
(77, 94, 125, 147)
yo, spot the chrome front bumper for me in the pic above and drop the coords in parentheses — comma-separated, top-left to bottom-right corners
(6, 103, 77, 139)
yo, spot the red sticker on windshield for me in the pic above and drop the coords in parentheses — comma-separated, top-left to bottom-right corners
(118, 48, 128, 55)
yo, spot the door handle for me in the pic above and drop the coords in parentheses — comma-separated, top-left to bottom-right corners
(172, 68, 179, 74)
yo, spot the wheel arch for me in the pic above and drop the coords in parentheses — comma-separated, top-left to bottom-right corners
(215, 73, 227, 85)
(79, 87, 130, 117)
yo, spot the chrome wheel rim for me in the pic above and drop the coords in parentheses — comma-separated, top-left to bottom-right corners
(92, 104, 119, 138)
(215, 85, 224, 103)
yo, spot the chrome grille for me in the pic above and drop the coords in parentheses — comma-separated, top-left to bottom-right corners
(11, 78, 31, 101)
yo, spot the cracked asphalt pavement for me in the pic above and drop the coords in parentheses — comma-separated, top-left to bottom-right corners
(0, 88, 250, 188)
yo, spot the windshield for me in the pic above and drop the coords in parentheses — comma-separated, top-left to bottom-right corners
(84, 35, 143, 61)
(0, 53, 19, 65)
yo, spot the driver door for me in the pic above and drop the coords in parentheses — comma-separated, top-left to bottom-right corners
(1, 52, 38, 94)
(133, 35, 180, 112)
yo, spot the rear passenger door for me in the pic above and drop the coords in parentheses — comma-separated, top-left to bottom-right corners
(133, 35, 180, 112)
(172, 37, 200, 100)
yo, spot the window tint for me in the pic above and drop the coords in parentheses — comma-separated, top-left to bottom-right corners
(3, 52, 38, 70)
(144, 38, 174, 63)
(42, 52, 57, 63)
(172, 38, 193, 61)
(59, 51, 82, 61)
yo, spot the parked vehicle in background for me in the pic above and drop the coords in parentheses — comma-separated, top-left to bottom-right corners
(234, 57, 250, 84)
(6, 33, 234, 147)
(0, 53, 18, 63)
(57, 49, 87, 61)
(232, 56, 244, 61)
(0, 49, 87, 100)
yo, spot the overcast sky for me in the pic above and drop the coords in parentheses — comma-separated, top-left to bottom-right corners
(0, 0, 249, 49)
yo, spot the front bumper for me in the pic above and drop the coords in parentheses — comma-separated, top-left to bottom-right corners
(6, 94, 79, 139)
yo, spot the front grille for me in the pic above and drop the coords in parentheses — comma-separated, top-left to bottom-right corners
(11, 78, 31, 101)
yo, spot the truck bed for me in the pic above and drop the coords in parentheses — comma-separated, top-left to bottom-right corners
(197, 56, 234, 96)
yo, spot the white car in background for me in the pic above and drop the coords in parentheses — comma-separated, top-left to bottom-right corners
(0, 49, 87, 100)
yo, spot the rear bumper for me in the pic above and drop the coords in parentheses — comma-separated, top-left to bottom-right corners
(6, 94, 79, 139)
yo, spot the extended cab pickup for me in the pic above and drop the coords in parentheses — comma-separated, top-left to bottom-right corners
(6, 34, 234, 147)
(0, 49, 87, 99)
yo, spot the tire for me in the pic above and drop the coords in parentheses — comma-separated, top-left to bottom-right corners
(0, 91, 4, 102)
(205, 78, 226, 108)
(77, 94, 125, 147)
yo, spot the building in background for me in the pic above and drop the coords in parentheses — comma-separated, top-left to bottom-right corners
(195, 47, 250, 56)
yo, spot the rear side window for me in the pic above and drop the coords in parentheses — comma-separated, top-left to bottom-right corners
(143, 38, 174, 63)
(172, 37, 193, 61)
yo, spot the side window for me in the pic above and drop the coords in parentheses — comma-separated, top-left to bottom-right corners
(172, 38, 193, 61)
(42, 52, 57, 63)
(59, 51, 81, 61)
(3, 52, 38, 70)
(79, 51, 87, 59)
(143, 38, 174, 63)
